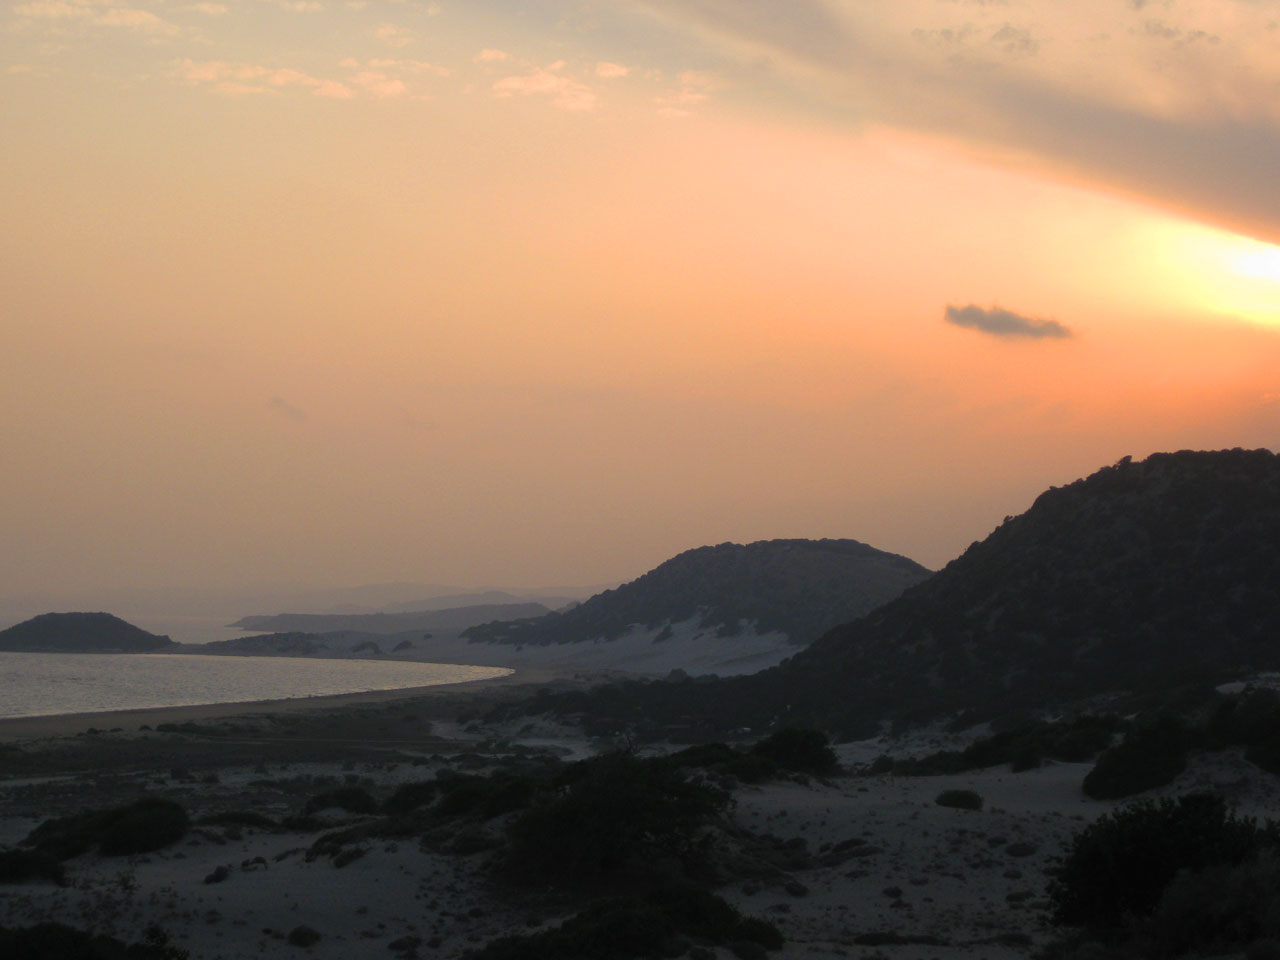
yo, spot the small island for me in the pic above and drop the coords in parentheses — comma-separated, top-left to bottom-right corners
(0, 612, 175, 653)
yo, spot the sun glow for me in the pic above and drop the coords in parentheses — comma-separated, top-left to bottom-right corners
(1128, 221, 1280, 327)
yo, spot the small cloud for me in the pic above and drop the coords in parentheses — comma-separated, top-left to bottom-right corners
(474, 48, 511, 63)
(348, 69, 406, 98)
(375, 22, 413, 48)
(655, 69, 723, 116)
(13, 2, 92, 20)
(944, 303, 1073, 339)
(493, 63, 596, 112)
(7, 64, 34, 74)
(595, 61, 628, 79)
(990, 24, 1038, 55)
(268, 396, 307, 421)
(192, 2, 228, 15)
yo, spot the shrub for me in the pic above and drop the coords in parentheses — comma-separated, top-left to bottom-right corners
(382, 781, 439, 816)
(504, 753, 729, 886)
(751, 729, 838, 775)
(1144, 851, 1280, 957)
(1049, 793, 1275, 933)
(1082, 716, 1189, 799)
(935, 789, 983, 811)
(26, 798, 189, 860)
(432, 773, 539, 821)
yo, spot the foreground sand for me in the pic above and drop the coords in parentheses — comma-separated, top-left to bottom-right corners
(1, 684, 1277, 960)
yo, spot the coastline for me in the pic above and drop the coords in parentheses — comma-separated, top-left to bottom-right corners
(0, 666, 532, 742)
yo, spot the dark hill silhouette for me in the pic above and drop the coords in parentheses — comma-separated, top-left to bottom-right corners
(461, 538, 931, 648)
(0, 612, 174, 653)
(532, 450, 1280, 738)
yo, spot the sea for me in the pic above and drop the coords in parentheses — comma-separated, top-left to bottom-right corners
(0, 652, 512, 720)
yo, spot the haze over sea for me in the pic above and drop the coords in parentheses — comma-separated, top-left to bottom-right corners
(0, 653, 510, 720)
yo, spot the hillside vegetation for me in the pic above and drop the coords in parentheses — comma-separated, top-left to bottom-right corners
(462, 538, 930, 648)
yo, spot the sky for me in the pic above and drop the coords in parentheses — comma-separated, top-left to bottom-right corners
(2, 0, 1279, 601)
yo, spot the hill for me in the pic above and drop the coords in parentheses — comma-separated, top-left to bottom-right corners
(773, 448, 1280, 734)
(531, 450, 1280, 738)
(462, 538, 931, 648)
(228, 602, 553, 636)
(0, 612, 175, 653)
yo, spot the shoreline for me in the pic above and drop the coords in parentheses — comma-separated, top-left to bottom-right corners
(0, 666, 537, 742)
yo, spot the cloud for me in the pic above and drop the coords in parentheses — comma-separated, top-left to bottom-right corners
(375, 22, 413, 48)
(492, 62, 597, 112)
(473, 48, 511, 63)
(176, 59, 353, 98)
(347, 69, 406, 98)
(14, 1, 178, 34)
(268, 396, 308, 421)
(595, 61, 629, 79)
(635, 0, 1280, 244)
(944, 304, 1073, 339)
(192, 2, 227, 14)
(654, 70, 723, 116)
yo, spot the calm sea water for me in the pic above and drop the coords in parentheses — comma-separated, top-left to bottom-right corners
(0, 652, 511, 720)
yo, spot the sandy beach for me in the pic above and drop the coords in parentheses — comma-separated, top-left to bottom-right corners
(0, 667, 541, 743)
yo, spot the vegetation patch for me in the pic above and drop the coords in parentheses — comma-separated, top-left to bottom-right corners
(889, 715, 1120, 776)
(503, 752, 729, 887)
(1049, 793, 1278, 934)
(1082, 716, 1189, 799)
(25, 797, 189, 860)
(935, 790, 983, 811)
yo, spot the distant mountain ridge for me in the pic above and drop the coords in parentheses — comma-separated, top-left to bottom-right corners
(462, 538, 932, 648)
(0, 612, 175, 653)
(228, 602, 553, 636)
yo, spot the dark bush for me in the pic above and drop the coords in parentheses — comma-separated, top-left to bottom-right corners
(1049, 793, 1276, 933)
(303, 787, 377, 816)
(1144, 851, 1280, 957)
(935, 789, 983, 811)
(898, 716, 1121, 776)
(26, 798, 189, 860)
(504, 753, 729, 886)
(382, 781, 439, 816)
(751, 729, 838, 775)
(0, 922, 187, 959)
(659, 743, 778, 784)
(1082, 716, 1190, 799)
(431, 773, 539, 821)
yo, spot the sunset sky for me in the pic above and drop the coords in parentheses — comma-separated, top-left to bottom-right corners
(3, 0, 1279, 600)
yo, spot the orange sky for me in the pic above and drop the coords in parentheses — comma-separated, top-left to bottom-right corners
(2, 1, 1278, 599)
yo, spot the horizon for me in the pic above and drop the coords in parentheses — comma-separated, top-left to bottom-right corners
(4, 1, 1279, 600)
